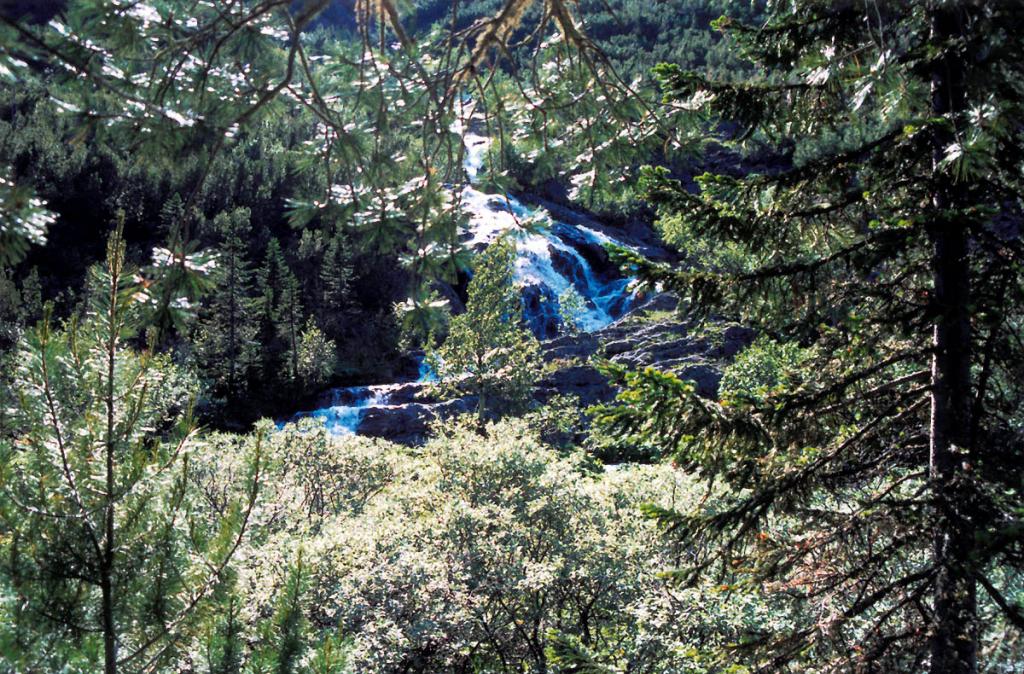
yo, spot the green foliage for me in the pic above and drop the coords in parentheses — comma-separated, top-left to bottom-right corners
(16, 3, 1022, 673)
(317, 229, 354, 338)
(278, 270, 305, 382)
(253, 238, 310, 387)
(597, 2, 1024, 671)
(545, 631, 614, 673)
(394, 285, 450, 348)
(142, 228, 218, 343)
(207, 593, 244, 674)
(194, 208, 259, 401)
(557, 284, 588, 334)
(429, 238, 541, 418)
(718, 337, 812, 406)
(296, 317, 337, 389)
(270, 560, 310, 674)
(306, 631, 351, 674)
(527, 393, 589, 450)
(231, 417, 713, 673)
(0, 173, 55, 266)
(0, 0, 751, 421)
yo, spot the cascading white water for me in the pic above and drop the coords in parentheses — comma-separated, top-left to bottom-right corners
(281, 386, 386, 435)
(458, 125, 636, 336)
(286, 114, 638, 435)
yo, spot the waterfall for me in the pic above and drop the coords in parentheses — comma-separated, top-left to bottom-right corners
(458, 125, 636, 338)
(285, 117, 637, 436)
(279, 386, 385, 435)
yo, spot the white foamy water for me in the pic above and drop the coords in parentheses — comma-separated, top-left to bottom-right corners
(281, 386, 385, 435)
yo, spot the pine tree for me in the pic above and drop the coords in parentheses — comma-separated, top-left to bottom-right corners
(597, 3, 1024, 672)
(254, 236, 305, 386)
(0, 225, 262, 673)
(247, 559, 310, 674)
(255, 238, 290, 383)
(18, 267, 42, 326)
(0, 173, 54, 267)
(279, 269, 304, 384)
(158, 193, 185, 242)
(271, 561, 309, 674)
(207, 593, 244, 674)
(318, 229, 353, 340)
(196, 208, 257, 401)
(430, 238, 541, 419)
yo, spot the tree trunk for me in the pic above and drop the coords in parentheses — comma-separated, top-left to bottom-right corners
(290, 306, 299, 382)
(103, 237, 121, 674)
(928, 6, 976, 673)
(929, 221, 976, 674)
(228, 255, 237, 401)
(101, 574, 117, 674)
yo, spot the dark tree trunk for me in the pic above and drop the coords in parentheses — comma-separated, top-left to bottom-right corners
(228, 254, 238, 401)
(928, 5, 976, 674)
(103, 245, 120, 674)
(101, 574, 117, 674)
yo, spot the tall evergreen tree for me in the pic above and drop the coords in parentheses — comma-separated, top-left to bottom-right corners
(318, 228, 353, 340)
(598, 2, 1024, 672)
(279, 269, 304, 383)
(195, 208, 258, 401)
(254, 237, 306, 385)
(255, 237, 289, 382)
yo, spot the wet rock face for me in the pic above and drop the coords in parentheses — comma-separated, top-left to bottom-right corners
(535, 294, 756, 406)
(536, 365, 614, 407)
(548, 245, 589, 292)
(551, 222, 616, 283)
(521, 284, 561, 340)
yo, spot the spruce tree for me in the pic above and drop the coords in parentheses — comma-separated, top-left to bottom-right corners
(254, 237, 306, 386)
(597, 3, 1024, 672)
(279, 269, 304, 384)
(255, 238, 290, 383)
(318, 229, 353, 340)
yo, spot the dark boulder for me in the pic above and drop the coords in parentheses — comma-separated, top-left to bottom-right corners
(536, 365, 615, 406)
(358, 398, 475, 444)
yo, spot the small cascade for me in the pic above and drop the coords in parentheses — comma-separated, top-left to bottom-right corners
(284, 356, 439, 436)
(284, 385, 389, 435)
